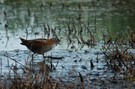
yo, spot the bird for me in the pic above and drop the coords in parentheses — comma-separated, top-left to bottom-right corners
(20, 37, 60, 59)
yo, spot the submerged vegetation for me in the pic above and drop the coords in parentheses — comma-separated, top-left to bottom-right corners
(0, 0, 135, 89)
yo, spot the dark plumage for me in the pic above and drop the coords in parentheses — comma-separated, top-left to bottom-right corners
(20, 37, 60, 54)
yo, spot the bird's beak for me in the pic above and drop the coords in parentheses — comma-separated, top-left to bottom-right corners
(57, 39, 61, 45)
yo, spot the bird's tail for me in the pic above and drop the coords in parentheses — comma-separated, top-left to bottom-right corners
(20, 37, 27, 45)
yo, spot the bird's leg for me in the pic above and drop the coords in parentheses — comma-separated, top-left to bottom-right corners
(43, 53, 50, 64)
(31, 53, 35, 62)
(43, 53, 45, 59)
(29, 53, 35, 70)
(42, 53, 46, 64)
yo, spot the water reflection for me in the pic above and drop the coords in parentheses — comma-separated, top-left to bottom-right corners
(1, 1, 135, 88)
(0, 0, 134, 50)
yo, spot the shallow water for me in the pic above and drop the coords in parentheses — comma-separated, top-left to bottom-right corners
(0, 42, 107, 78)
(0, 0, 134, 50)
(0, 0, 135, 88)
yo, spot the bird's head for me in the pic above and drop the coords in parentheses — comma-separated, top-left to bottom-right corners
(50, 37, 60, 45)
